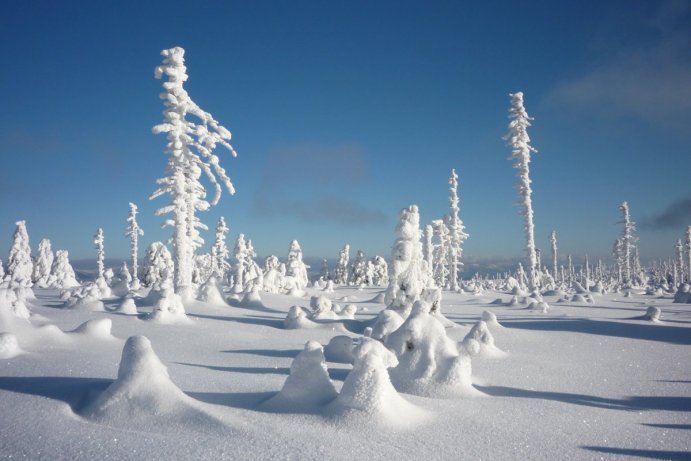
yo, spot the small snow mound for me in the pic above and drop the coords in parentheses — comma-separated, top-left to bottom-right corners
(462, 321, 506, 358)
(481, 311, 502, 328)
(460, 338, 480, 356)
(261, 341, 337, 413)
(310, 295, 333, 316)
(198, 277, 226, 305)
(147, 289, 190, 324)
(324, 335, 355, 363)
(527, 301, 550, 313)
(571, 294, 587, 303)
(0, 287, 30, 319)
(71, 318, 114, 339)
(490, 298, 504, 305)
(642, 306, 662, 322)
(327, 338, 426, 427)
(0, 333, 23, 359)
(284, 306, 317, 329)
(507, 295, 519, 307)
(83, 336, 223, 430)
(369, 309, 404, 341)
(239, 289, 264, 309)
(117, 297, 138, 315)
(673, 284, 691, 304)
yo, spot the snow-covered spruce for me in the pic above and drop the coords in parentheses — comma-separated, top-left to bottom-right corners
(618, 202, 637, 286)
(64, 283, 106, 312)
(261, 340, 337, 413)
(387, 299, 474, 396)
(149, 47, 238, 302)
(446, 169, 469, 292)
(350, 250, 368, 286)
(431, 218, 450, 288)
(327, 337, 424, 426)
(673, 283, 691, 304)
(285, 240, 308, 293)
(0, 286, 31, 319)
(83, 336, 222, 429)
(284, 305, 318, 329)
(93, 228, 111, 298)
(125, 202, 145, 290)
(198, 275, 226, 305)
(48, 250, 79, 289)
(141, 242, 174, 304)
(505, 92, 539, 291)
(334, 244, 350, 285)
(370, 256, 388, 287)
(148, 286, 189, 324)
(211, 216, 231, 282)
(32, 238, 53, 287)
(7, 220, 33, 288)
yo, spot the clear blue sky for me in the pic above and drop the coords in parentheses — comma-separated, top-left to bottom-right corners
(0, 0, 689, 264)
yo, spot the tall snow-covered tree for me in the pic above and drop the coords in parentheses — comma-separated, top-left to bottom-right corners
(549, 230, 558, 282)
(335, 244, 350, 285)
(7, 220, 33, 287)
(125, 202, 144, 289)
(423, 224, 434, 279)
(675, 239, 684, 287)
(371, 255, 388, 287)
(286, 240, 308, 290)
(32, 238, 54, 287)
(350, 250, 368, 286)
(618, 202, 636, 285)
(685, 226, 691, 283)
(149, 47, 238, 301)
(233, 234, 248, 293)
(141, 242, 174, 288)
(211, 216, 230, 281)
(505, 92, 539, 290)
(49, 250, 79, 288)
(613, 239, 624, 284)
(431, 218, 449, 288)
(447, 169, 468, 291)
(94, 228, 105, 281)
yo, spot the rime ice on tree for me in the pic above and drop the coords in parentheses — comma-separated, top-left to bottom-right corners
(505, 92, 539, 291)
(7, 220, 33, 288)
(211, 217, 230, 281)
(447, 169, 468, 291)
(125, 203, 144, 290)
(149, 47, 238, 301)
(618, 202, 637, 287)
(335, 244, 350, 285)
(32, 238, 54, 287)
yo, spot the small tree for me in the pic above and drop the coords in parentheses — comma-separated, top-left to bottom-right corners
(335, 244, 350, 285)
(141, 242, 174, 289)
(7, 220, 33, 288)
(447, 169, 469, 291)
(211, 216, 230, 281)
(49, 250, 79, 288)
(350, 250, 368, 286)
(423, 224, 434, 279)
(94, 228, 105, 281)
(286, 240, 308, 290)
(431, 219, 449, 288)
(549, 230, 558, 282)
(618, 202, 636, 286)
(505, 92, 539, 291)
(32, 238, 54, 287)
(685, 226, 691, 283)
(233, 234, 248, 293)
(150, 47, 238, 301)
(125, 202, 145, 289)
(675, 239, 684, 287)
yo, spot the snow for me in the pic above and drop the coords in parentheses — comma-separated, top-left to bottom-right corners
(0, 285, 690, 459)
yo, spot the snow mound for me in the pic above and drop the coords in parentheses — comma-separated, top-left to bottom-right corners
(284, 306, 318, 329)
(83, 336, 223, 430)
(64, 284, 106, 311)
(324, 335, 355, 364)
(0, 333, 23, 359)
(327, 337, 426, 427)
(387, 301, 476, 397)
(481, 310, 502, 328)
(462, 321, 506, 358)
(673, 284, 691, 304)
(641, 306, 662, 322)
(239, 289, 264, 309)
(507, 295, 519, 307)
(117, 297, 138, 315)
(369, 309, 404, 341)
(147, 289, 190, 324)
(261, 340, 338, 413)
(527, 301, 550, 313)
(70, 318, 114, 339)
(0, 287, 30, 319)
(198, 277, 226, 305)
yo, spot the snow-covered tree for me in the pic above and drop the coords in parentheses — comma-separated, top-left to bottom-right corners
(423, 224, 434, 279)
(233, 234, 248, 293)
(447, 169, 468, 291)
(371, 256, 388, 286)
(0, 257, 4, 280)
(685, 226, 691, 283)
(505, 92, 539, 290)
(32, 238, 54, 287)
(335, 244, 350, 285)
(125, 203, 144, 289)
(431, 219, 449, 288)
(141, 242, 174, 288)
(211, 216, 230, 281)
(149, 47, 238, 301)
(618, 202, 636, 285)
(7, 220, 33, 287)
(385, 205, 426, 317)
(549, 230, 558, 282)
(319, 258, 330, 281)
(262, 255, 283, 293)
(613, 239, 624, 284)
(94, 228, 105, 281)
(286, 240, 308, 290)
(675, 239, 684, 287)
(49, 250, 79, 288)
(350, 250, 368, 286)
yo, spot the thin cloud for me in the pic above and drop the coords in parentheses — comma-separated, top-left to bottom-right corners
(640, 196, 691, 231)
(547, 2, 691, 134)
(255, 194, 387, 226)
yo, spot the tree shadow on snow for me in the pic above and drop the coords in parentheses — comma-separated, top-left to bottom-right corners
(221, 348, 302, 359)
(501, 318, 691, 345)
(642, 423, 691, 430)
(476, 385, 691, 412)
(175, 362, 291, 375)
(188, 313, 284, 329)
(581, 446, 690, 460)
(0, 376, 111, 413)
(186, 390, 275, 410)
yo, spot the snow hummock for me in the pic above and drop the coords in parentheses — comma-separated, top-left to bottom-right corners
(117, 297, 138, 315)
(641, 306, 662, 322)
(481, 310, 502, 329)
(83, 336, 223, 430)
(284, 305, 317, 329)
(0, 332, 23, 359)
(261, 340, 337, 413)
(70, 318, 114, 340)
(462, 320, 506, 358)
(147, 287, 190, 324)
(324, 335, 355, 364)
(327, 337, 426, 427)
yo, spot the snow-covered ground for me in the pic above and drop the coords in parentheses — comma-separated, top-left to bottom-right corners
(1, 286, 689, 460)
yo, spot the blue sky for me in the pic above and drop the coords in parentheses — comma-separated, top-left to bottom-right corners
(0, 0, 689, 264)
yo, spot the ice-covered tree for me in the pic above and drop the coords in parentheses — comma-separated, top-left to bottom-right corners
(335, 244, 350, 285)
(233, 233, 248, 293)
(0, 257, 4, 279)
(685, 226, 691, 283)
(211, 216, 230, 281)
(49, 250, 79, 288)
(618, 202, 636, 285)
(423, 224, 434, 279)
(371, 256, 389, 287)
(350, 250, 368, 286)
(286, 240, 308, 290)
(613, 239, 624, 284)
(675, 239, 684, 287)
(549, 230, 558, 282)
(94, 228, 105, 281)
(431, 219, 449, 288)
(141, 242, 174, 288)
(385, 205, 426, 317)
(505, 92, 539, 290)
(149, 47, 238, 301)
(447, 169, 468, 291)
(7, 220, 33, 287)
(125, 203, 144, 289)
(32, 238, 54, 287)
